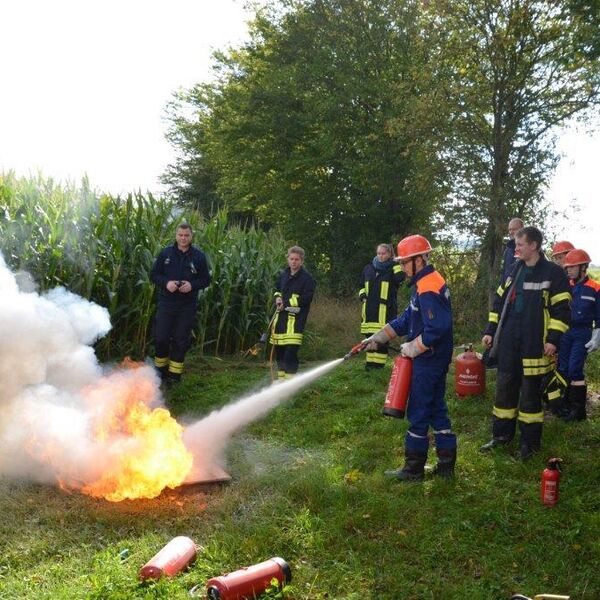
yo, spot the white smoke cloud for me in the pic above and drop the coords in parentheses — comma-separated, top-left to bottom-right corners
(0, 253, 158, 486)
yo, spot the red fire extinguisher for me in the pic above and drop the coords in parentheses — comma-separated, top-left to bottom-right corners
(541, 458, 562, 507)
(382, 355, 412, 418)
(139, 536, 197, 580)
(454, 344, 486, 397)
(206, 557, 291, 599)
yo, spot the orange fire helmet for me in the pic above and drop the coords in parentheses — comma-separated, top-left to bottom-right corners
(563, 249, 591, 267)
(551, 240, 575, 257)
(397, 235, 432, 261)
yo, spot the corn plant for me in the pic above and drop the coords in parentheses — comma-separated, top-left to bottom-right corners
(0, 172, 284, 359)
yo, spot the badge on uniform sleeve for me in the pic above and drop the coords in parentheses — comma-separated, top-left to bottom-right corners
(427, 308, 434, 320)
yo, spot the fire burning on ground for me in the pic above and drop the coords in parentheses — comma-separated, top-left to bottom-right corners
(0, 254, 340, 503)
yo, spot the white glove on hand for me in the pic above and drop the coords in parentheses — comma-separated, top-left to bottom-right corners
(585, 328, 600, 353)
(285, 306, 301, 314)
(365, 325, 397, 350)
(400, 335, 429, 358)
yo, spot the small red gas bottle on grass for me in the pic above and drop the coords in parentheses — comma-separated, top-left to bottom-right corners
(382, 355, 412, 418)
(206, 557, 291, 600)
(454, 344, 485, 397)
(139, 536, 197, 580)
(541, 458, 562, 507)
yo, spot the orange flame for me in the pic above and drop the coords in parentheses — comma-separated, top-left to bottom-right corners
(79, 360, 193, 502)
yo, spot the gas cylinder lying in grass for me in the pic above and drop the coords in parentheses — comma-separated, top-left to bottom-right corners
(206, 557, 291, 599)
(139, 536, 197, 580)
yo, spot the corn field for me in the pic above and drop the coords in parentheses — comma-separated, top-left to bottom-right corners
(0, 172, 284, 359)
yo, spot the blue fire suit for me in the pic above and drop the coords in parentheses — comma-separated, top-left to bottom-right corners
(388, 265, 456, 454)
(559, 276, 600, 381)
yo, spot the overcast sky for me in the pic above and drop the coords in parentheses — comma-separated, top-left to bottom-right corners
(1, 0, 599, 259)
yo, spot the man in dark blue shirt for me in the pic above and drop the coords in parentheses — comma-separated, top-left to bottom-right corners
(501, 218, 523, 281)
(151, 223, 211, 383)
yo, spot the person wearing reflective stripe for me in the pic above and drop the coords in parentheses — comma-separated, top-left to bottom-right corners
(270, 246, 316, 379)
(481, 227, 571, 459)
(558, 249, 600, 421)
(151, 223, 211, 384)
(359, 244, 405, 370)
(366, 234, 456, 481)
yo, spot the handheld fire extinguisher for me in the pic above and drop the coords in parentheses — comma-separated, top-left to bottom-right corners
(541, 458, 562, 507)
(138, 536, 197, 580)
(382, 355, 413, 418)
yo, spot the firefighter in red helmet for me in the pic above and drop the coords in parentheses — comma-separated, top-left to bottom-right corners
(366, 234, 457, 480)
(557, 249, 600, 421)
(550, 240, 575, 266)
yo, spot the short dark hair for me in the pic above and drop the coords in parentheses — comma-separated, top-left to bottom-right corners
(177, 222, 193, 233)
(516, 226, 543, 251)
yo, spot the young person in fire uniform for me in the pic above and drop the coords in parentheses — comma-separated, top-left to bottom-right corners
(481, 226, 571, 459)
(557, 249, 600, 421)
(270, 246, 316, 379)
(358, 243, 405, 370)
(151, 223, 211, 383)
(366, 234, 457, 481)
(550, 240, 575, 266)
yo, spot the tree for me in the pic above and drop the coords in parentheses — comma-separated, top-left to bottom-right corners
(427, 0, 600, 300)
(164, 0, 447, 291)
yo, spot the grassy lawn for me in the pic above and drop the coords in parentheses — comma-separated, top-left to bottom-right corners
(1, 298, 599, 599)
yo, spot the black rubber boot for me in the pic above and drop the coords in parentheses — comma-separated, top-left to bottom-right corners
(479, 437, 511, 452)
(518, 444, 538, 461)
(431, 448, 456, 478)
(384, 451, 427, 481)
(563, 385, 587, 422)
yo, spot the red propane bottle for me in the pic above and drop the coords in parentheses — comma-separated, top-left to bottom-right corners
(139, 536, 197, 580)
(541, 458, 562, 507)
(455, 344, 486, 397)
(382, 355, 412, 418)
(206, 557, 292, 600)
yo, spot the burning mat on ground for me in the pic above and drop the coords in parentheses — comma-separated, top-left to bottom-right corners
(0, 254, 341, 501)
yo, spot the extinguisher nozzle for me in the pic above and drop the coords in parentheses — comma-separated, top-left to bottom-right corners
(343, 341, 368, 361)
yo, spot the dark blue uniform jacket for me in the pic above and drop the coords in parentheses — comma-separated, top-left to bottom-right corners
(151, 243, 211, 308)
(389, 265, 453, 366)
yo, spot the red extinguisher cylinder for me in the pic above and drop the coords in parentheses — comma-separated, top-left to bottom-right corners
(454, 344, 486, 397)
(382, 356, 412, 418)
(541, 458, 562, 506)
(138, 536, 197, 580)
(206, 557, 292, 600)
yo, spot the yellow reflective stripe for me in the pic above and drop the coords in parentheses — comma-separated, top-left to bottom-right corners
(393, 265, 403, 274)
(358, 287, 366, 298)
(361, 322, 382, 334)
(366, 352, 387, 364)
(489, 312, 499, 324)
(277, 370, 286, 379)
(287, 313, 296, 335)
(154, 356, 169, 367)
(168, 360, 184, 374)
(365, 281, 370, 295)
(274, 291, 282, 298)
(518, 411, 544, 424)
(380, 281, 389, 301)
(284, 373, 296, 379)
(496, 285, 504, 296)
(493, 406, 518, 419)
(522, 357, 551, 367)
(523, 364, 554, 376)
(550, 292, 571, 305)
(270, 332, 303, 345)
(548, 318, 569, 333)
(378, 303, 387, 326)
(289, 294, 300, 307)
(547, 389, 562, 401)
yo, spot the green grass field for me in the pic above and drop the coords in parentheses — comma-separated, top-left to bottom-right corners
(1, 298, 599, 599)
